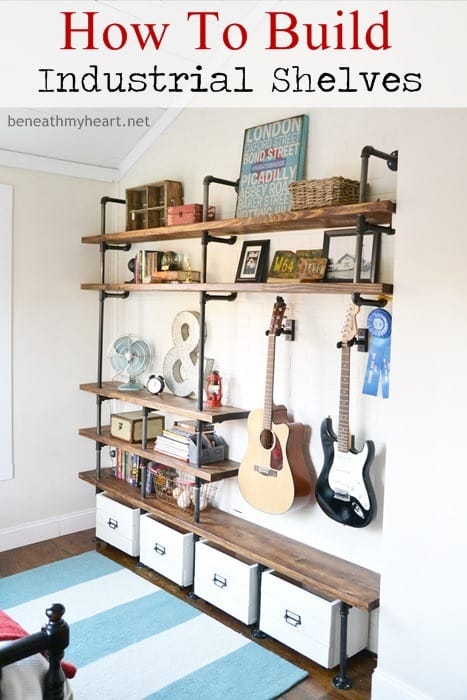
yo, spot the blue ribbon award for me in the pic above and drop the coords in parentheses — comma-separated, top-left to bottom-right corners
(362, 309, 392, 398)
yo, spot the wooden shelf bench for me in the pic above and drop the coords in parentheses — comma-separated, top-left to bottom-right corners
(80, 468, 380, 689)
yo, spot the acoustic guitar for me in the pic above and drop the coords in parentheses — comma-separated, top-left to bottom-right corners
(238, 297, 312, 514)
(315, 303, 376, 527)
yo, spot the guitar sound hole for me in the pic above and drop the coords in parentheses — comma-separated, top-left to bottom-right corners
(260, 429, 274, 450)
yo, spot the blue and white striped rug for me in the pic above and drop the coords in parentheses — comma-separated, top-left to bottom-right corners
(0, 551, 307, 699)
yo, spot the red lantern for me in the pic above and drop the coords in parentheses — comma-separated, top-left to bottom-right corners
(206, 370, 222, 407)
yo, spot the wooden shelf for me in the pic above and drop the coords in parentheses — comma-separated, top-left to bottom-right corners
(79, 427, 239, 482)
(82, 200, 396, 245)
(80, 382, 249, 423)
(79, 468, 380, 612)
(82, 281, 393, 296)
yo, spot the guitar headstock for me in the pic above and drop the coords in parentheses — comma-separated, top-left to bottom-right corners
(340, 302, 360, 345)
(268, 296, 287, 336)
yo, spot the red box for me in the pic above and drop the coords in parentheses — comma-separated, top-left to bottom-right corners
(167, 204, 215, 226)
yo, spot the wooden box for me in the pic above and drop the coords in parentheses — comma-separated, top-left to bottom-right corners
(194, 539, 260, 624)
(167, 204, 215, 226)
(126, 180, 183, 230)
(139, 514, 194, 587)
(110, 410, 164, 443)
(151, 270, 201, 283)
(96, 492, 140, 556)
(259, 570, 369, 668)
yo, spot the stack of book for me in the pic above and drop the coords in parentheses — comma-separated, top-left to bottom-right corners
(154, 428, 191, 461)
(153, 421, 216, 462)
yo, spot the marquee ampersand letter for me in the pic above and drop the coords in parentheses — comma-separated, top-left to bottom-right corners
(163, 310, 214, 397)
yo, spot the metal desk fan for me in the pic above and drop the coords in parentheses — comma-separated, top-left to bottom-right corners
(108, 335, 152, 391)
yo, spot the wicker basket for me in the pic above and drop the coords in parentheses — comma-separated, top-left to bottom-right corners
(150, 465, 218, 511)
(289, 177, 360, 210)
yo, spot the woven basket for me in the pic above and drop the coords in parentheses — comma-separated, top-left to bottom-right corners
(289, 177, 360, 210)
(150, 465, 218, 511)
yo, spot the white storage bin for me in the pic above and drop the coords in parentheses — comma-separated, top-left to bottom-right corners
(96, 492, 140, 556)
(259, 570, 369, 668)
(194, 539, 260, 624)
(139, 514, 194, 587)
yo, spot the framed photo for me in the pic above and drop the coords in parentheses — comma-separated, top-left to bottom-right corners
(235, 240, 270, 282)
(235, 114, 309, 218)
(322, 229, 380, 283)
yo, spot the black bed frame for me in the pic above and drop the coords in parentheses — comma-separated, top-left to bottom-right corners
(0, 603, 69, 700)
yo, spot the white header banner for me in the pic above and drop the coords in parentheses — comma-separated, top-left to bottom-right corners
(0, 1, 466, 107)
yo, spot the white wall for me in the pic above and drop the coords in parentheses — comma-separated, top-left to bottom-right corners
(372, 111, 467, 700)
(0, 167, 110, 548)
(0, 184, 13, 479)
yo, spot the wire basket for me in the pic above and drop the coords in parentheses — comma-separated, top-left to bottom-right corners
(289, 177, 360, 210)
(150, 465, 219, 511)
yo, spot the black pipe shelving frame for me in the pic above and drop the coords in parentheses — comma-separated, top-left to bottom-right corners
(86, 154, 396, 690)
(95, 197, 128, 479)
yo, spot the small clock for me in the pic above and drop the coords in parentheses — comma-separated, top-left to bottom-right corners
(146, 374, 165, 395)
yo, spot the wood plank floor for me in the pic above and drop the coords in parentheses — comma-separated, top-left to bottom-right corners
(0, 531, 376, 699)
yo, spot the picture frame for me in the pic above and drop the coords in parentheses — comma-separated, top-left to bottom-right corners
(322, 229, 380, 283)
(235, 240, 270, 282)
(235, 114, 309, 218)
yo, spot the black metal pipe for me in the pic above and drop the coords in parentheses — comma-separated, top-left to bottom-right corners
(97, 290, 105, 387)
(332, 602, 352, 690)
(359, 156, 369, 204)
(360, 145, 398, 170)
(100, 197, 126, 283)
(203, 175, 239, 192)
(198, 291, 207, 409)
(100, 196, 126, 236)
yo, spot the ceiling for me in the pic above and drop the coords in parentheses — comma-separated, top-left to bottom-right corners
(0, 108, 181, 182)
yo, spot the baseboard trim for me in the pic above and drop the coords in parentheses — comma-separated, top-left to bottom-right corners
(372, 668, 433, 700)
(0, 509, 95, 552)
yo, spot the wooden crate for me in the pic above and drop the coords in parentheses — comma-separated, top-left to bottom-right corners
(96, 492, 140, 556)
(194, 539, 260, 624)
(139, 513, 194, 587)
(126, 181, 183, 230)
(259, 569, 368, 668)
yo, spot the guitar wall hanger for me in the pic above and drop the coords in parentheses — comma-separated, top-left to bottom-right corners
(351, 292, 388, 309)
(265, 319, 295, 341)
(337, 331, 367, 351)
(357, 328, 369, 353)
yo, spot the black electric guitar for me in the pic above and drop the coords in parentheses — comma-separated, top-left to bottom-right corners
(238, 297, 312, 514)
(315, 303, 376, 527)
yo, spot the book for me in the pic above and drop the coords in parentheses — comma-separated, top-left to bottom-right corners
(162, 428, 190, 444)
(155, 435, 189, 450)
(173, 419, 214, 434)
(154, 435, 190, 459)
(154, 445, 189, 462)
